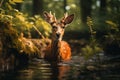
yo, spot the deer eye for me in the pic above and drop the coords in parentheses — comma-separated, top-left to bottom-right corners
(62, 26, 65, 29)
(53, 26, 57, 29)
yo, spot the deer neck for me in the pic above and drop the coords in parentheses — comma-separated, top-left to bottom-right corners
(51, 37, 61, 60)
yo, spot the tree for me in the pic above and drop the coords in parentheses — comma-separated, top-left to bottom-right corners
(80, 0, 92, 23)
(63, 0, 67, 12)
(32, 0, 43, 15)
(100, 0, 107, 11)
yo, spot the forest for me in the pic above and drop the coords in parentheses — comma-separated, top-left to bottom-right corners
(0, 0, 120, 80)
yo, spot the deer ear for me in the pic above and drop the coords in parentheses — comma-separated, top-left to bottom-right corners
(64, 14, 74, 24)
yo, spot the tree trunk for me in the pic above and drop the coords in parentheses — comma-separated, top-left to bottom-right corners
(32, 0, 43, 15)
(63, 0, 67, 12)
(100, 0, 107, 11)
(80, 0, 92, 23)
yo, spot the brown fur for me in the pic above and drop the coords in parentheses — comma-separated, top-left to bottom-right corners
(43, 11, 74, 62)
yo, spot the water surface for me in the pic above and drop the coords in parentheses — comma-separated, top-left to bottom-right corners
(0, 56, 120, 80)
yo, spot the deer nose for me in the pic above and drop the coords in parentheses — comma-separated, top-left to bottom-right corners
(56, 33, 60, 38)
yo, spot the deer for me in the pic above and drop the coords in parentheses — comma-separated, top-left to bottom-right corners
(43, 11, 74, 62)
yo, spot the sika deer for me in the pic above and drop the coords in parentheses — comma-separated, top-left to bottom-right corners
(43, 11, 74, 62)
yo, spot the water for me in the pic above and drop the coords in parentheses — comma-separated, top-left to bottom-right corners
(0, 56, 120, 80)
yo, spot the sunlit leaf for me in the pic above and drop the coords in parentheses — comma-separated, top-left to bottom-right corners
(6, 2, 13, 10)
(9, 0, 16, 5)
(9, 0, 23, 3)
(34, 15, 40, 19)
(106, 20, 117, 28)
(16, 14, 25, 22)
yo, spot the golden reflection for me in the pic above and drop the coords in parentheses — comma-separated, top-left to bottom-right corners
(50, 63, 70, 80)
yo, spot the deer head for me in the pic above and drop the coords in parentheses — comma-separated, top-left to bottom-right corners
(43, 11, 74, 41)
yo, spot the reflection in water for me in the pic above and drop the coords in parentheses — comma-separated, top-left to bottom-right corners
(0, 59, 71, 80)
(0, 58, 120, 80)
(50, 63, 70, 80)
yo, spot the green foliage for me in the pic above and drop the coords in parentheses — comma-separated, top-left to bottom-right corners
(0, 21, 40, 58)
(0, 0, 51, 58)
(0, 1, 51, 38)
(104, 12, 120, 44)
(81, 17, 103, 60)
(29, 15, 51, 37)
(87, 16, 96, 36)
(0, 0, 23, 10)
(104, 20, 120, 44)
(0, 21, 19, 48)
(81, 44, 102, 60)
(18, 37, 39, 55)
(9, 0, 23, 4)
(100, 11, 120, 55)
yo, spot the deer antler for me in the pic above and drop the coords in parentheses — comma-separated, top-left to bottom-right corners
(53, 12, 57, 21)
(61, 12, 68, 23)
(43, 11, 57, 23)
(64, 12, 68, 18)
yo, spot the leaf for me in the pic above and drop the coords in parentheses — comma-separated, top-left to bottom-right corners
(16, 14, 25, 22)
(13, 0, 24, 3)
(106, 20, 117, 28)
(9, 0, 16, 5)
(9, 0, 23, 4)
(6, 2, 13, 10)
